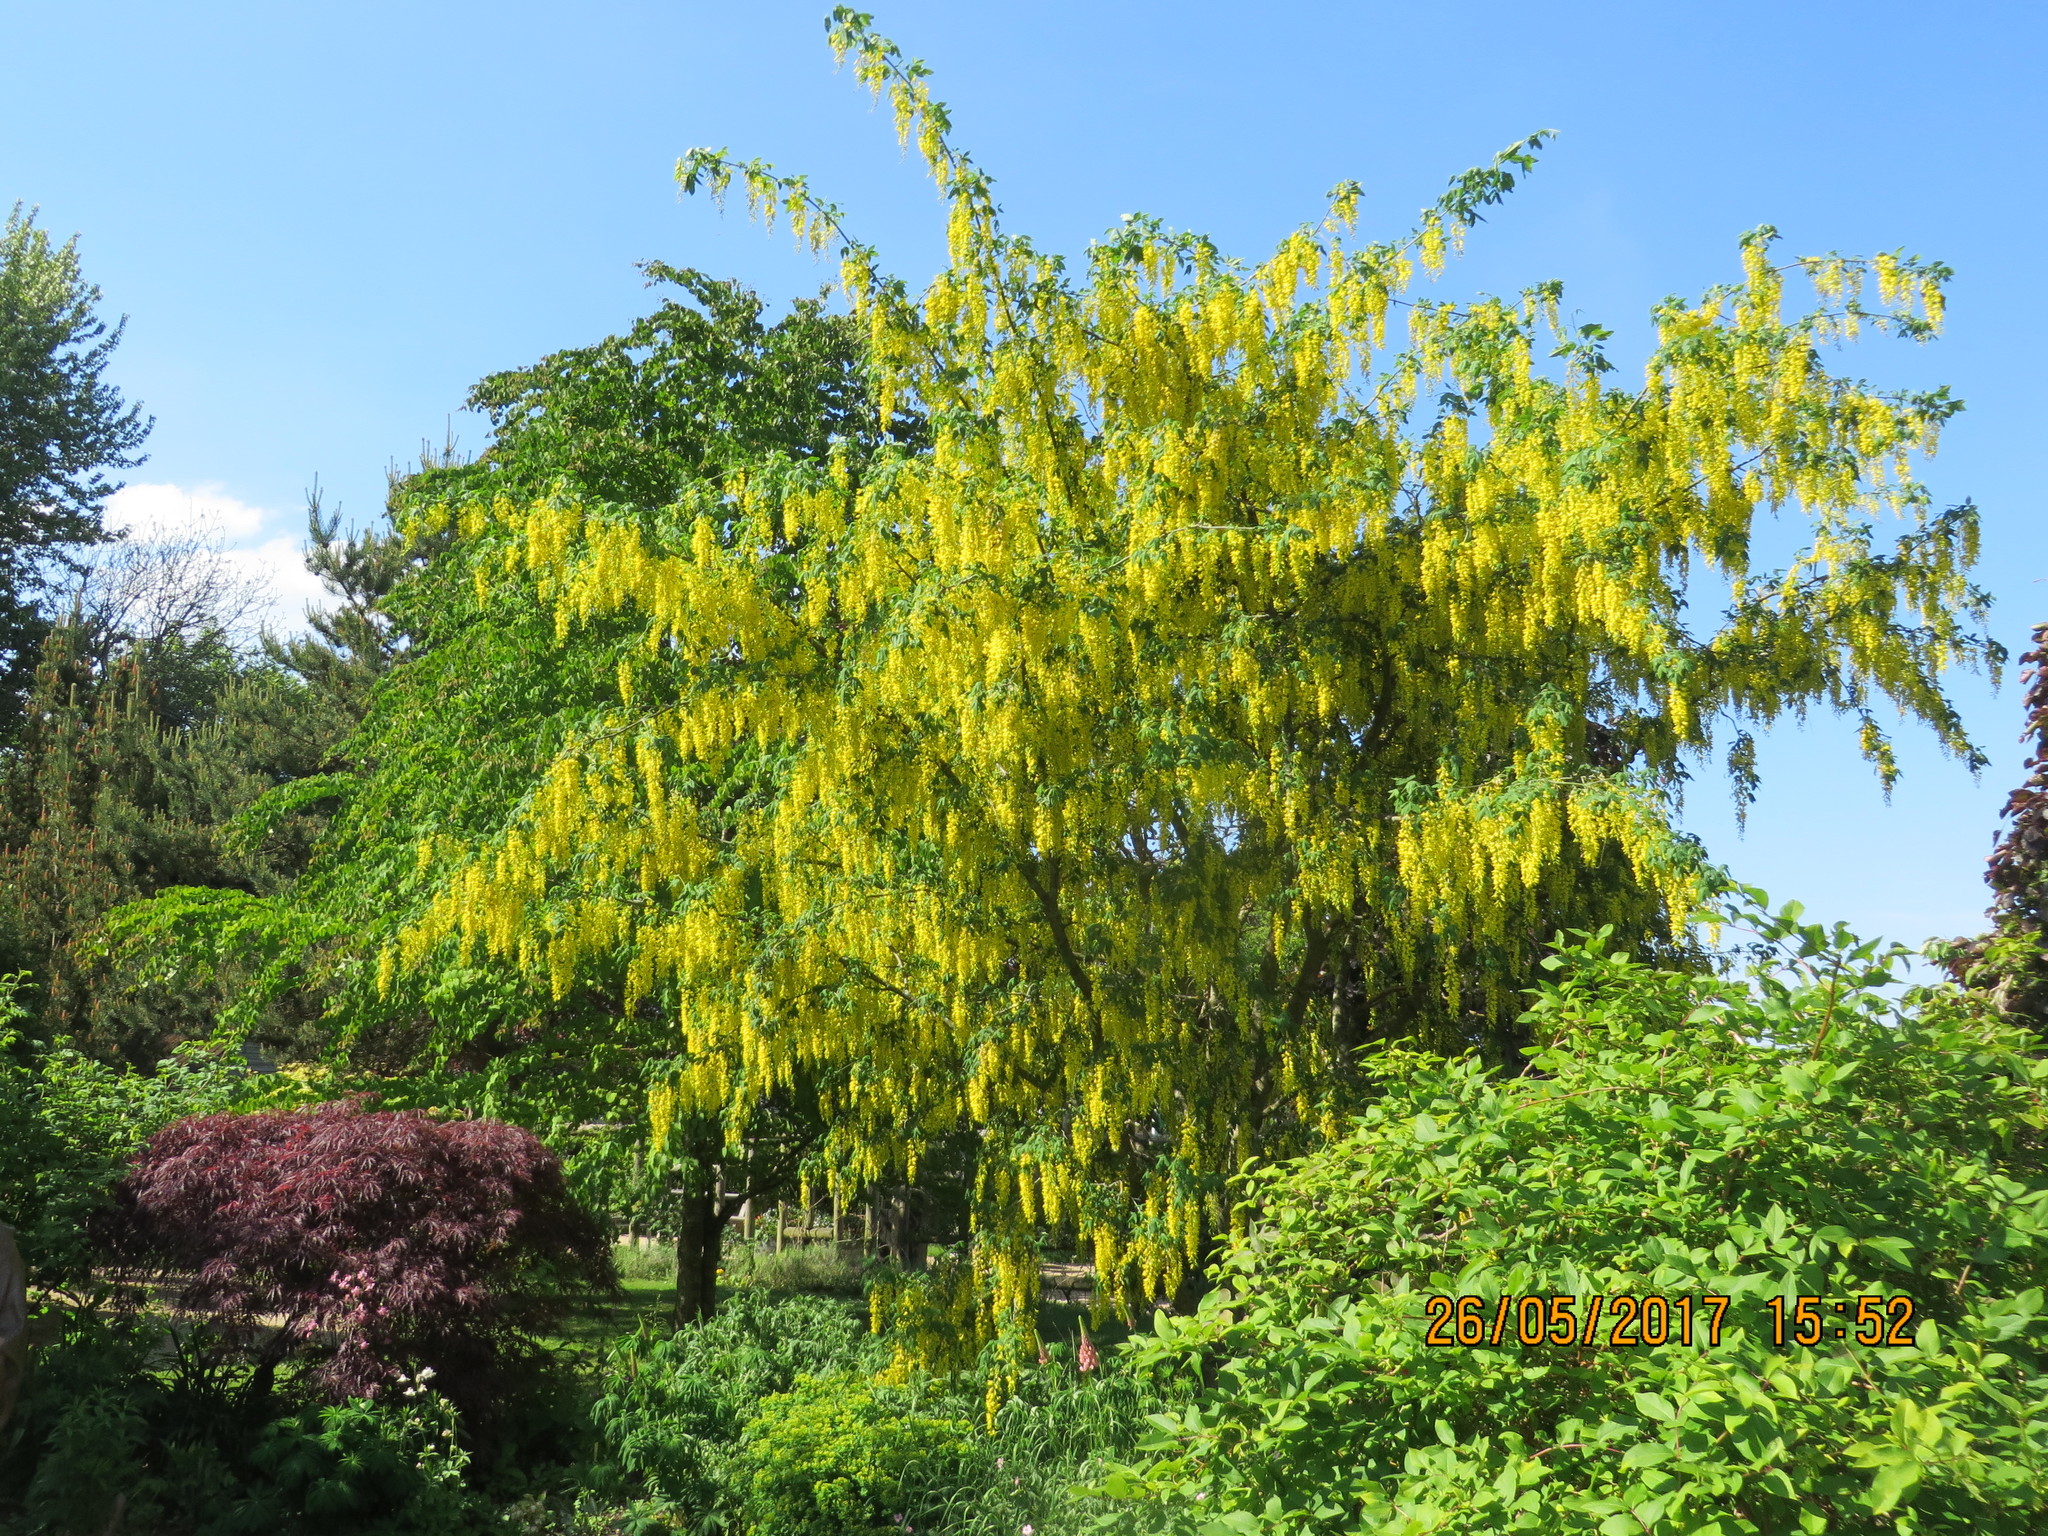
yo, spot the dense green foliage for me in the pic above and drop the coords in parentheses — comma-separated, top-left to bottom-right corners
(590, 1289, 1155, 1536)
(0, 973, 245, 1288)
(3, 1312, 481, 1535)
(450, 261, 888, 507)
(0, 498, 399, 1060)
(739, 1376, 975, 1536)
(593, 1290, 890, 1511)
(1107, 898, 2048, 1534)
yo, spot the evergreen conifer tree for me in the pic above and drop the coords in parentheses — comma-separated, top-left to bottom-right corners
(0, 206, 149, 733)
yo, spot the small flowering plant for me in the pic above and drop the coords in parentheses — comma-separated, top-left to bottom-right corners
(390, 1367, 469, 1489)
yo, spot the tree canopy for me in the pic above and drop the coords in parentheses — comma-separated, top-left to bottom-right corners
(454, 261, 885, 508)
(378, 13, 1996, 1360)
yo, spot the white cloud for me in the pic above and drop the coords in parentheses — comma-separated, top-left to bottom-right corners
(100, 481, 325, 636)
(105, 481, 272, 542)
(224, 536, 331, 635)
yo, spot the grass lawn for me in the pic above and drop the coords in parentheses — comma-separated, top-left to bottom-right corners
(546, 1272, 675, 1356)
(541, 1242, 1130, 1368)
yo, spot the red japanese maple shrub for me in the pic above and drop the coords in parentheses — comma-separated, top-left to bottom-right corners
(116, 1100, 614, 1404)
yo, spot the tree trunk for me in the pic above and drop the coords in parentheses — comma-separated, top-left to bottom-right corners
(872, 1184, 927, 1271)
(0, 1222, 25, 1433)
(673, 1186, 730, 1327)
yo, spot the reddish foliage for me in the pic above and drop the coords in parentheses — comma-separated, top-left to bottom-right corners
(1947, 621, 2048, 1033)
(1986, 625, 2048, 933)
(116, 1100, 614, 1403)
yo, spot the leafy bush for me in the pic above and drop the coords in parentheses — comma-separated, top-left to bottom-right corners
(1108, 897, 2048, 1534)
(0, 971, 244, 1288)
(234, 1371, 480, 1535)
(591, 1291, 1158, 1536)
(906, 1350, 1159, 1536)
(2, 1313, 534, 1534)
(1, 1315, 163, 1534)
(3, 1310, 290, 1532)
(116, 1099, 615, 1407)
(738, 1374, 974, 1536)
(591, 1289, 885, 1516)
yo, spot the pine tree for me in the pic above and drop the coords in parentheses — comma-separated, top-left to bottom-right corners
(259, 482, 413, 718)
(0, 493, 404, 1061)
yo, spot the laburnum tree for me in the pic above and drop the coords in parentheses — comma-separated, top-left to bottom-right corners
(391, 13, 1994, 1356)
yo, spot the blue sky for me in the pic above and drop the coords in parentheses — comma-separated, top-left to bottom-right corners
(5, 0, 2043, 951)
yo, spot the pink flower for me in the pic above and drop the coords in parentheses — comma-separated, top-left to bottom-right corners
(1077, 1331, 1099, 1374)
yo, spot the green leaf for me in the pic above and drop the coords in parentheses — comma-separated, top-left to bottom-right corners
(1632, 1393, 1677, 1425)
(1869, 1460, 1921, 1514)
(1862, 1235, 1914, 1269)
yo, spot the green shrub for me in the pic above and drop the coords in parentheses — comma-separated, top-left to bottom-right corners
(591, 1290, 1158, 1536)
(233, 1373, 481, 1535)
(1107, 895, 2048, 1535)
(738, 1375, 973, 1536)
(19, 1380, 157, 1534)
(0, 1310, 490, 1534)
(590, 1289, 885, 1517)
(1, 1311, 264, 1532)
(0, 972, 244, 1289)
(908, 1351, 1161, 1536)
